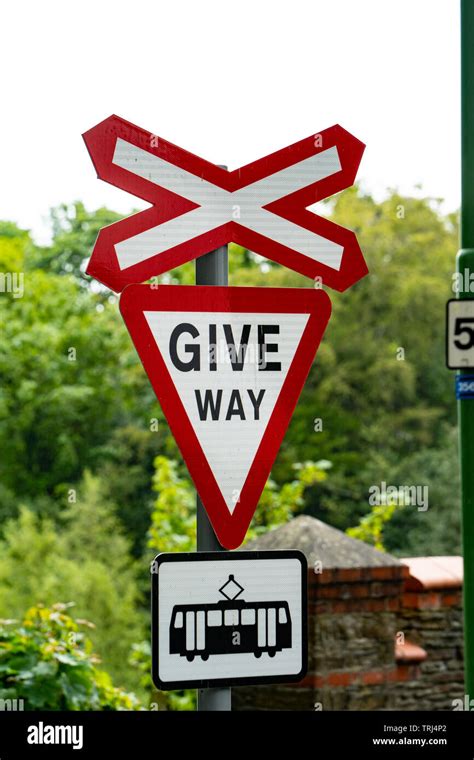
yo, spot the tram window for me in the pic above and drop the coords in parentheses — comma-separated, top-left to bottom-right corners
(224, 609, 239, 626)
(241, 608, 256, 625)
(279, 607, 287, 624)
(208, 610, 222, 627)
(174, 612, 183, 628)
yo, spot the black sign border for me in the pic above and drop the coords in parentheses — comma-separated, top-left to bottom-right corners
(446, 297, 474, 369)
(151, 549, 308, 691)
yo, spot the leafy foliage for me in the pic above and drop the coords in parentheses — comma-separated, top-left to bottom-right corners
(381, 425, 461, 556)
(148, 456, 196, 553)
(129, 640, 195, 711)
(0, 604, 141, 710)
(31, 202, 122, 285)
(0, 187, 463, 708)
(0, 473, 144, 690)
(246, 460, 331, 540)
(347, 500, 406, 552)
(148, 456, 332, 554)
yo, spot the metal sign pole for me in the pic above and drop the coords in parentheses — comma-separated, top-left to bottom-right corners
(84, 118, 364, 701)
(195, 176, 231, 709)
(459, 0, 474, 699)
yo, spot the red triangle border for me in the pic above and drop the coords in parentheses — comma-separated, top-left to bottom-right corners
(120, 284, 332, 549)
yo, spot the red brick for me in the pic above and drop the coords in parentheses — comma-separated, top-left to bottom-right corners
(298, 666, 418, 689)
(347, 583, 372, 598)
(402, 591, 444, 609)
(381, 581, 406, 597)
(441, 592, 462, 607)
(329, 601, 351, 614)
(364, 599, 386, 612)
(339, 568, 364, 582)
(316, 585, 343, 599)
(327, 598, 386, 613)
(361, 670, 386, 685)
(370, 566, 401, 581)
(310, 569, 337, 586)
(326, 672, 353, 687)
(370, 582, 387, 598)
(391, 664, 421, 682)
(402, 592, 419, 608)
(418, 592, 442, 609)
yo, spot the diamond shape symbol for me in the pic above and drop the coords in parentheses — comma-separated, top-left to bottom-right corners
(219, 575, 244, 601)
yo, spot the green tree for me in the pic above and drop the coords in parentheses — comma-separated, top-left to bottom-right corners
(382, 425, 461, 556)
(0, 254, 150, 499)
(0, 603, 141, 710)
(31, 202, 122, 285)
(265, 189, 457, 540)
(148, 456, 196, 553)
(346, 498, 406, 552)
(0, 473, 144, 691)
(148, 456, 332, 554)
(96, 426, 164, 557)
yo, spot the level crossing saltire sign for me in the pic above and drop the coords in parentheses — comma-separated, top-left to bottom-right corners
(83, 114, 367, 293)
(120, 284, 331, 549)
(151, 550, 307, 690)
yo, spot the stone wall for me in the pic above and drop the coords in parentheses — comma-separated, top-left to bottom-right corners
(234, 564, 413, 711)
(233, 517, 464, 711)
(391, 561, 464, 710)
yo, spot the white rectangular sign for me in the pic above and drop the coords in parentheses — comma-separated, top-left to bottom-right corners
(151, 551, 307, 690)
(447, 298, 474, 369)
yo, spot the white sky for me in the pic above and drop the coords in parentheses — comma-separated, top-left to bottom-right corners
(0, 0, 459, 244)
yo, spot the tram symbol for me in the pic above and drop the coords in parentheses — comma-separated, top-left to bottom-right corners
(169, 574, 292, 661)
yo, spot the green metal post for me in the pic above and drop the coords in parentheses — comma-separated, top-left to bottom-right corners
(458, 0, 474, 698)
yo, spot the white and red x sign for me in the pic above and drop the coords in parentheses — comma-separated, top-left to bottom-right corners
(83, 115, 367, 292)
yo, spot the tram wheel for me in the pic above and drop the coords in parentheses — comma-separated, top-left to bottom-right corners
(186, 654, 194, 662)
(268, 649, 276, 658)
(201, 653, 209, 661)
(254, 651, 262, 658)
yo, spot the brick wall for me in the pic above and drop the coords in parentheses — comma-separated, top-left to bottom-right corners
(233, 555, 464, 711)
(391, 558, 464, 710)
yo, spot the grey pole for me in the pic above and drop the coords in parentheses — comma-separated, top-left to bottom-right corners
(195, 166, 231, 711)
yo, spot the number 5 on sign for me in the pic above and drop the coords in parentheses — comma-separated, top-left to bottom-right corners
(447, 299, 474, 369)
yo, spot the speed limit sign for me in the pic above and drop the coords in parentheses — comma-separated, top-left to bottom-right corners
(447, 299, 474, 369)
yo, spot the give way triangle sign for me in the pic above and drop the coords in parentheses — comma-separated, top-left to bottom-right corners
(120, 284, 331, 549)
